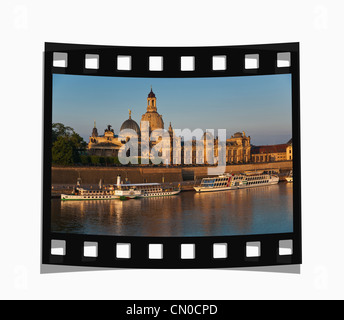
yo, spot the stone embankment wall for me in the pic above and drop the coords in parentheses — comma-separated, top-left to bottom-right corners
(52, 161, 292, 184)
(182, 161, 293, 180)
(52, 166, 183, 184)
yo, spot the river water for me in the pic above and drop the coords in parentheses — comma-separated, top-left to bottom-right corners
(51, 182, 293, 237)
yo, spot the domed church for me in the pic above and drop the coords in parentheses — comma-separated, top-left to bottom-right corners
(87, 87, 173, 159)
(86, 87, 258, 165)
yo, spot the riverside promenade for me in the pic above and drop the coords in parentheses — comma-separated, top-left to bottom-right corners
(51, 161, 292, 197)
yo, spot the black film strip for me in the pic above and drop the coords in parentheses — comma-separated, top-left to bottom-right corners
(42, 42, 301, 269)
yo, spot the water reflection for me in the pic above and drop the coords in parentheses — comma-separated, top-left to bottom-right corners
(52, 183, 293, 237)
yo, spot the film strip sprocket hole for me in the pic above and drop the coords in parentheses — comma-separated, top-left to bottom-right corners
(43, 42, 301, 269)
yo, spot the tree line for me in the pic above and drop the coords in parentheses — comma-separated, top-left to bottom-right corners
(52, 123, 123, 166)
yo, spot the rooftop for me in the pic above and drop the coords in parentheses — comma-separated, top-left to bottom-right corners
(251, 144, 289, 154)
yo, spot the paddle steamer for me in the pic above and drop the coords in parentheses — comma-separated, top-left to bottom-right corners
(60, 176, 181, 201)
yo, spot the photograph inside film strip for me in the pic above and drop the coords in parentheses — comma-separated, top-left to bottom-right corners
(42, 42, 301, 269)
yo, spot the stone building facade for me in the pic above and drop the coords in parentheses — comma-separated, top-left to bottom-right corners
(88, 123, 122, 157)
(251, 139, 292, 163)
(88, 88, 178, 163)
(87, 87, 291, 166)
(286, 138, 293, 160)
(226, 132, 251, 164)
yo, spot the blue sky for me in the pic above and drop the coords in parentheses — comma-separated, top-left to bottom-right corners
(52, 74, 292, 145)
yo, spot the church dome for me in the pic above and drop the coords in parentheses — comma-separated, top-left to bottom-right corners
(233, 132, 243, 138)
(120, 116, 140, 136)
(141, 112, 164, 132)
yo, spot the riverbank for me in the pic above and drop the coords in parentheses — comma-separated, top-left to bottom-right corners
(51, 161, 293, 185)
(51, 162, 292, 198)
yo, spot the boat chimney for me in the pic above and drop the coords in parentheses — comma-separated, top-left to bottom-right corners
(117, 175, 121, 188)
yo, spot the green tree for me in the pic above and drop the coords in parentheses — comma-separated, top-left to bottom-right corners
(52, 123, 74, 144)
(90, 155, 100, 166)
(80, 154, 90, 165)
(52, 123, 87, 165)
(52, 136, 74, 165)
(105, 157, 114, 166)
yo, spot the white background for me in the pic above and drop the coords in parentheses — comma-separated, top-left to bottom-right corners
(1, 0, 343, 300)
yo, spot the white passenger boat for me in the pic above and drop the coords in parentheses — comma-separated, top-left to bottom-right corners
(194, 171, 279, 193)
(60, 185, 141, 201)
(128, 183, 181, 198)
(114, 175, 181, 198)
(285, 170, 293, 182)
(61, 176, 181, 201)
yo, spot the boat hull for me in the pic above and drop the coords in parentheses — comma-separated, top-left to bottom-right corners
(139, 190, 181, 198)
(237, 181, 279, 189)
(61, 194, 119, 201)
(194, 186, 237, 193)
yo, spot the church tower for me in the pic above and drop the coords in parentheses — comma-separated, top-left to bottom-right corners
(92, 120, 98, 137)
(168, 122, 173, 138)
(147, 86, 157, 113)
(140, 87, 164, 132)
